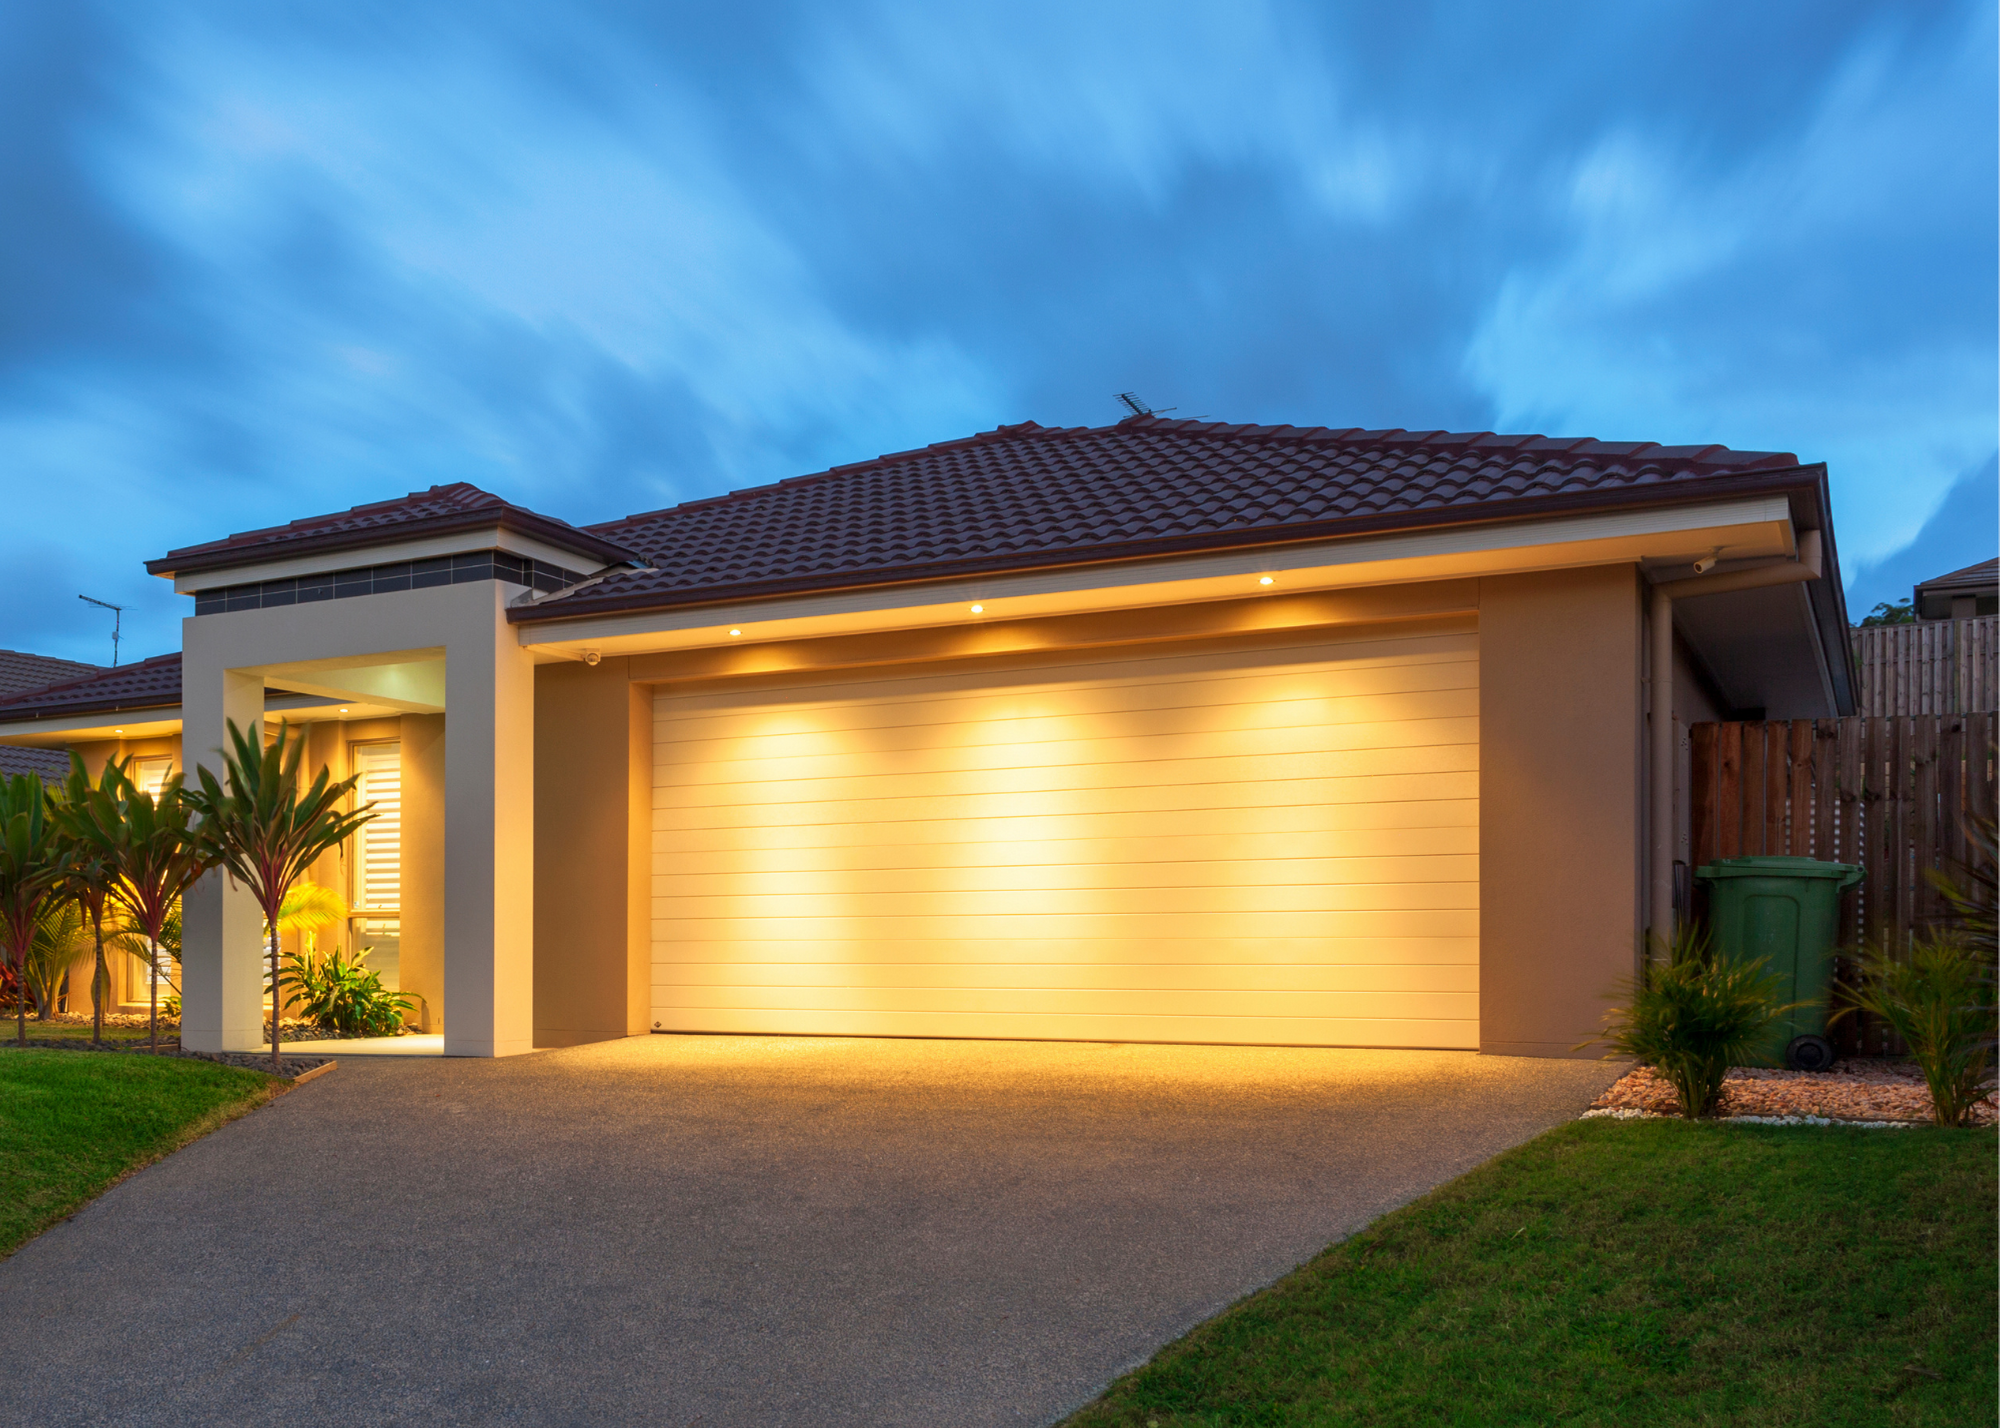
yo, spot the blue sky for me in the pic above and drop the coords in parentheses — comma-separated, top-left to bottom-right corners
(3, 0, 1993, 664)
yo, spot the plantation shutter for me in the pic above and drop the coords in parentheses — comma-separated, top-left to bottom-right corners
(353, 742, 402, 912)
(132, 757, 173, 799)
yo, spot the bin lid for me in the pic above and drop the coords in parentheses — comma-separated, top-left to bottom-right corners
(1695, 855, 1862, 883)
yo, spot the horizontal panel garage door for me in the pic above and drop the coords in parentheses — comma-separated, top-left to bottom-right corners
(652, 617, 1478, 1047)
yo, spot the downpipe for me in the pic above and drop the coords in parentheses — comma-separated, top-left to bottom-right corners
(1645, 531, 1823, 960)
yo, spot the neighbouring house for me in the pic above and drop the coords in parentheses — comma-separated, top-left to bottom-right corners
(0, 417, 1855, 1056)
(1913, 558, 1998, 622)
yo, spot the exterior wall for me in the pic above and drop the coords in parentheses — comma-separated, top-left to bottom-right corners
(400, 713, 447, 1032)
(1477, 566, 1644, 1057)
(532, 659, 651, 1046)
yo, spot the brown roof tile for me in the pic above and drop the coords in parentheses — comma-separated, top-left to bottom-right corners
(0, 649, 103, 701)
(147, 482, 643, 579)
(0, 652, 184, 720)
(522, 415, 1808, 622)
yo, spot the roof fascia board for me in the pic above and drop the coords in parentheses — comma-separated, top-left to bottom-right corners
(165, 527, 621, 593)
(520, 495, 1794, 657)
(0, 707, 185, 744)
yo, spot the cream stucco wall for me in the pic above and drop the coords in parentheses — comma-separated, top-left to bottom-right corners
(1476, 566, 1644, 1056)
(531, 659, 651, 1046)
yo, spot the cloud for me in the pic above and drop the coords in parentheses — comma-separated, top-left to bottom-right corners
(1843, 453, 2000, 616)
(0, 0, 1991, 662)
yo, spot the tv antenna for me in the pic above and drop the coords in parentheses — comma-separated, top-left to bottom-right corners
(79, 595, 125, 667)
(1114, 391, 1176, 419)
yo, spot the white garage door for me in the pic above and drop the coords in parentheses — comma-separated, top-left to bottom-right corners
(652, 616, 1478, 1048)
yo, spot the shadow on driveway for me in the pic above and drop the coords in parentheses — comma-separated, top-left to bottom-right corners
(0, 1036, 1620, 1426)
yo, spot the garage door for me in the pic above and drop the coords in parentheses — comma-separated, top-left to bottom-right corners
(652, 616, 1478, 1048)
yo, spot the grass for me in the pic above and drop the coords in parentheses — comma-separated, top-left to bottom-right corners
(1063, 1119, 1997, 1428)
(0, 1049, 280, 1257)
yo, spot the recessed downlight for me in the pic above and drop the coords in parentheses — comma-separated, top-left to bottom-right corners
(969, 604, 985, 614)
(729, 628, 742, 637)
(1258, 576, 1274, 586)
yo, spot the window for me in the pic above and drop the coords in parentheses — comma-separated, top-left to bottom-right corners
(128, 757, 176, 1004)
(350, 742, 402, 991)
(131, 756, 173, 800)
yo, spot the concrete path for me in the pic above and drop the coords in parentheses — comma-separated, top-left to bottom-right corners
(1, 1037, 1619, 1426)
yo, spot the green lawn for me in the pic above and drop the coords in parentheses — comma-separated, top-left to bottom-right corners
(1064, 1120, 1997, 1428)
(0, 1050, 279, 1257)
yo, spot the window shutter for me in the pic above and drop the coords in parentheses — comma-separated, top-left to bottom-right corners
(353, 743, 402, 912)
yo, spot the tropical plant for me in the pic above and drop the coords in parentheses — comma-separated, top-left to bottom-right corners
(61, 762, 212, 1054)
(274, 880, 348, 956)
(187, 719, 374, 1072)
(279, 944, 411, 1036)
(50, 756, 135, 1048)
(1835, 932, 1997, 1127)
(0, 772, 68, 1047)
(1587, 925, 1792, 1118)
(23, 899, 88, 1019)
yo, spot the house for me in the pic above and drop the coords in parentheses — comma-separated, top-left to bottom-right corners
(0, 649, 102, 780)
(1913, 558, 1998, 621)
(0, 416, 1855, 1056)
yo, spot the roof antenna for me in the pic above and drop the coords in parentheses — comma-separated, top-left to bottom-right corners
(1115, 392, 1176, 418)
(79, 595, 125, 667)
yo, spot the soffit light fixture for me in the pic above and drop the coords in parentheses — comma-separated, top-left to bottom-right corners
(1258, 576, 1274, 586)
(729, 628, 742, 637)
(969, 604, 984, 614)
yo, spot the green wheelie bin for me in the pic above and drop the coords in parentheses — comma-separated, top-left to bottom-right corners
(1694, 855, 1862, 1070)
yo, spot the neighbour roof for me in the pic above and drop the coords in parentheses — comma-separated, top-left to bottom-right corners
(523, 416, 1813, 623)
(0, 652, 184, 721)
(1915, 557, 1998, 595)
(146, 482, 644, 580)
(0, 649, 103, 701)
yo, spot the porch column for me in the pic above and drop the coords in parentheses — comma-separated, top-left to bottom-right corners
(443, 584, 537, 1056)
(179, 634, 266, 1053)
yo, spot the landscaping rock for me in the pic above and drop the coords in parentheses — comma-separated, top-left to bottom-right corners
(1589, 1061, 1997, 1125)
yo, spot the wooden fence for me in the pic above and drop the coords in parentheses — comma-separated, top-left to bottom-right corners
(1849, 615, 1998, 716)
(1689, 714, 1997, 1053)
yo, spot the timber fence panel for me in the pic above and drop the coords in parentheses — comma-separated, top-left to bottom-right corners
(1850, 616, 2000, 716)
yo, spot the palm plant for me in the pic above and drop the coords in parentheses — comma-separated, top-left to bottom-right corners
(1588, 924, 1793, 1118)
(49, 757, 130, 1048)
(187, 719, 373, 1073)
(67, 763, 213, 1054)
(1836, 932, 1997, 1127)
(28, 900, 91, 1018)
(0, 773, 68, 1048)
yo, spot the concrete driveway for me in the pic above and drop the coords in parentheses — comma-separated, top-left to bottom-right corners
(2, 1036, 1619, 1426)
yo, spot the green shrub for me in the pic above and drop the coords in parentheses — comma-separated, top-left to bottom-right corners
(1836, 932, 1997, 1127)
(277, 946, 412, 1037)
(1589, 926, 1790, 1118)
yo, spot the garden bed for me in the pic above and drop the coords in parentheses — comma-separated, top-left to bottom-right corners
(1588, 1061, 1997, 1125)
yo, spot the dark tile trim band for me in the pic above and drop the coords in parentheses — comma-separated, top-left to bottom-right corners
(192, 551, 589, 616)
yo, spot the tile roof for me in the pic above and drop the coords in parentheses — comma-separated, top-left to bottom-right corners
(1916, 557, 1998, 593)
(0, 745, 72, 781)
(0, 649, 103, 701)
(520, 415, 1811, 622)
(0, 652, 184, 721)
(147, 482, 643, 580)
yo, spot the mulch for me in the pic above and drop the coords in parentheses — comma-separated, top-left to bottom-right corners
(1590, 1061, 1998, 1126)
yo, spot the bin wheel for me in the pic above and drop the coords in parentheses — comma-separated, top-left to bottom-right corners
(1786, 1034, 1835, 1072)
